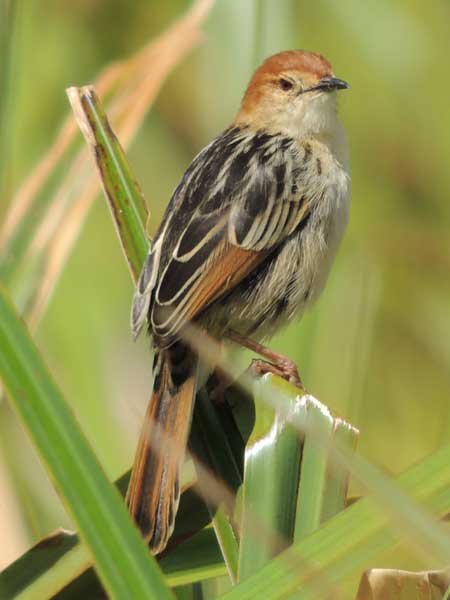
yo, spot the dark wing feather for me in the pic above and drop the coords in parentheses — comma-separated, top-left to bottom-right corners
(152, 237, 268, 346)
(132, 127, 312, 345)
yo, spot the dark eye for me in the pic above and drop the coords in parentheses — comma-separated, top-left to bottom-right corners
(279, 78, 294, 91)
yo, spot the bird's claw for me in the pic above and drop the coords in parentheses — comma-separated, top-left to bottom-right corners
(249, 358, 303, 389)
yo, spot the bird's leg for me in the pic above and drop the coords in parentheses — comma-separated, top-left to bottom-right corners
(226, 329, 302, 388)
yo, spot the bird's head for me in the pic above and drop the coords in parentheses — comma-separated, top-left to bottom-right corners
(235, 50, 348, 138)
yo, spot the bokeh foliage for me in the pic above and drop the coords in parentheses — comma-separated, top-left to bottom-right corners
(1, 0, 449, 597)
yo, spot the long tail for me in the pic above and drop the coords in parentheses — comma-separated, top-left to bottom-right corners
(126, 343, 197, 554)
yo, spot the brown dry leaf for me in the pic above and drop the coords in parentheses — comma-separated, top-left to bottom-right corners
(0, 0, 215, 328)
(356, 568, 450, 600)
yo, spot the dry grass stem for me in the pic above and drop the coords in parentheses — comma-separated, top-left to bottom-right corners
(1, 0, 215, 329)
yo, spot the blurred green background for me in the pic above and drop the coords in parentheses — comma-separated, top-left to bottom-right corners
(1, 0, 449, 592)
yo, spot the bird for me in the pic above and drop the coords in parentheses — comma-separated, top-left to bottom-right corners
(126, 49, 350, 554)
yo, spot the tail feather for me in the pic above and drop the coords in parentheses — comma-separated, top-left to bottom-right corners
(126, 345, 197, 554)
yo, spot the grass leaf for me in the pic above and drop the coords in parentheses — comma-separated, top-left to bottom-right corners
(219, 438, 450, 600)
(0, 286, 173, 599)
(293, 397, 335, 541)
(0, 474, 218, 598)
(238, 377, 304, 581)
(67, 86, 150, 279)
(321, 418, 358, 522)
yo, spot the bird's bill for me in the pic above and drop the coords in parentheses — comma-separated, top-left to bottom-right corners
(310, 76, 349, 93)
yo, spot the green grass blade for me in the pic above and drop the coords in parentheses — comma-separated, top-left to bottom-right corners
(293, 397, 334, 541)
(0, 287, 173, 599)
(0, 528, 226, 600)
(160, 529, 226, 588)
(209, 509, 239, 585)
(0, 479, 215, 598)
(238, 377, 304, 581)
(293, 397, 358, 541)
(6, 462, 214, 595)
(259, 375, 450, 559)
(0, 531, 91, 600)
(321, 418, 358, 522)
(67, 86, 149, 279)
(219, 439, 450, 600)
(57, 529, 226, 597)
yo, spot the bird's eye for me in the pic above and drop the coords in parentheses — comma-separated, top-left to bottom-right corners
(279, 78, 294, 92)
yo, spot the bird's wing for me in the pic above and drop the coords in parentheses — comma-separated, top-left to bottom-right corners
(132, 128, 313, 346)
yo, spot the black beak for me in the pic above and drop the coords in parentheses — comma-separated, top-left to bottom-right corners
(312, 76, 349, 93)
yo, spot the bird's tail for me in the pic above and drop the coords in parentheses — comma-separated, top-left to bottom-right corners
(126, 343, 197, 554)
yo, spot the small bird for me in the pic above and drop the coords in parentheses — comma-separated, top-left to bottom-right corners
(127, 50, 350, 554)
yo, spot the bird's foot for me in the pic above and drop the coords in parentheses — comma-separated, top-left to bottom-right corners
(250, 358, 302, 388)
(226, 329, 303, 389)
